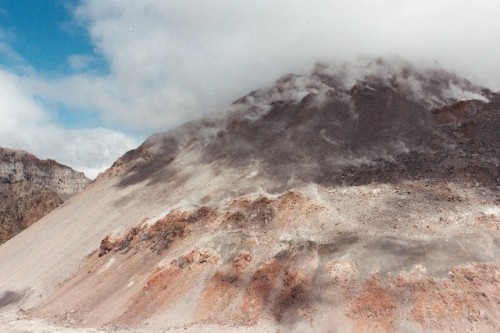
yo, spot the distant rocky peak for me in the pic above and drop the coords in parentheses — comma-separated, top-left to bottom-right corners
(0, 147, 90, 199)
(0, 147, 91, 243)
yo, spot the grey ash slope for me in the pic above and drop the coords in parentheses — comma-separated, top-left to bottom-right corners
(0, 60, 498, 333)
(109, 60, 498, 191)
(0, 147, 90, 243)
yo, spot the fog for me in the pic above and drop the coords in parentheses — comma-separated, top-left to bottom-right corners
(67, 0, 499, 130)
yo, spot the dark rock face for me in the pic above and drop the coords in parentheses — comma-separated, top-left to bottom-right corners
(0, 148, 90, 243)
(203, 68, 498, 190)
(105, 61, 498, 193)
(203, 86, 434, 188)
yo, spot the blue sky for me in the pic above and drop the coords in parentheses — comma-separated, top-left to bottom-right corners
(0, 1, 140, 178)
(0, 0, 499, 178)
(0, 0, 107, 129)
(0, 0, 93, 73)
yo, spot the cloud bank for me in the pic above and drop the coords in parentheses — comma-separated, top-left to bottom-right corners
(66, 0, 500, 129)
(0, 0, 499, 176)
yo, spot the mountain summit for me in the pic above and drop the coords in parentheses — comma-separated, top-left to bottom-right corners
(100, 60, 498, 197)
(0, 60, 498, 332)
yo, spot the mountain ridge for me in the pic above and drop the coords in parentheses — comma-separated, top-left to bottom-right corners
(0, 147, 90, 243)
(102, 60, 498, 192)
(0, 60, 498, 332)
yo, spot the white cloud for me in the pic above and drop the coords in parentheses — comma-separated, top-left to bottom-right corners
(0, 69, 139, 179)
(67, 54, 94, 70)
(9, 0, 498, 134)
(0, 71, 47, 128)
(56, 0, 499, 131)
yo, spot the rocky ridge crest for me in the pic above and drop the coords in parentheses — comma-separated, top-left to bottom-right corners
(0, 147, 90, 243)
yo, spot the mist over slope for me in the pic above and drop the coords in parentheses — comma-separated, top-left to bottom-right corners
(0, 59, 498, 332)
(106, 59, 497, 191)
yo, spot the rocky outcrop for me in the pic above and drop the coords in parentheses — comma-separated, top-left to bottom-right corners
(0, 148, 90, 243)
(0, 148, 90, 199)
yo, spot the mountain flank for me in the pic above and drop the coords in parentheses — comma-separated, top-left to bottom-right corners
(0, 147, 90, 243)
(0, 60, 498, 332)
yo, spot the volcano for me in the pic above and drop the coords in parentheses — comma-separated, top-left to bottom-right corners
(0, 60, 498, 332)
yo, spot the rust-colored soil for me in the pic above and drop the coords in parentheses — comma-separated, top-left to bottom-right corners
(241, 260, 282, 324)
(347, 274, 399, 333)
(117, 250, 216, 325)
(32, 187, 499, 332)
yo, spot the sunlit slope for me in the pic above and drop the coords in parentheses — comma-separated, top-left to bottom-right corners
(0, 60, 498, 332)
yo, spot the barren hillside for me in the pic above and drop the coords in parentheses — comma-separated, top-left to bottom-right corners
(0, 60, 498, 332)
(0, 148, 90, 243)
